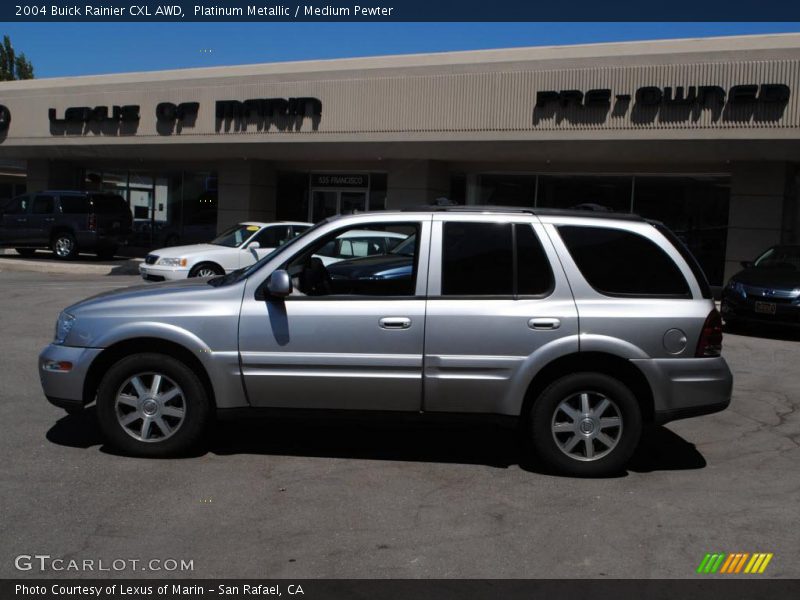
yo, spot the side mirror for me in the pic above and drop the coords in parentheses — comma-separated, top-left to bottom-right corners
(259, 269, 292, 299)
(247, 241, 260, 250)
(740, 260, 754, 269)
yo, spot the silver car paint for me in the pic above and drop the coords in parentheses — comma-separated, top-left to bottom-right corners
(39, 210, 732, 419)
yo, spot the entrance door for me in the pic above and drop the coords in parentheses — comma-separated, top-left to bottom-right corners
(311, 190, 368, 222)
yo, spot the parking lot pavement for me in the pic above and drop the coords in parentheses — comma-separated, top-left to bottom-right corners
(0, 250, 142, 276)
(0, 270, 798, 579)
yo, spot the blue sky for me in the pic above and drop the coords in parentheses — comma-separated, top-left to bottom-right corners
(3, 22, 800, 78)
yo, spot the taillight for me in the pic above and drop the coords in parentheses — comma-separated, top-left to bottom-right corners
(696, 309, 723, 357)
(88, 213, 97, 231)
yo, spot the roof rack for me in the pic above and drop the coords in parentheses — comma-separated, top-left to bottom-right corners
(399, 205, 646, 221)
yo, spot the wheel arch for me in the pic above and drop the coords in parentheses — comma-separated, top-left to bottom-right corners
(82, 338, 217, 409)
(520, 352, 655, 423)
(189, 261, 224, 277)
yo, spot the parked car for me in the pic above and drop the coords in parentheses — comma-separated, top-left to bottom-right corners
(0, 191, 132, 259)
(721, 245, 800, 328)
(139, 221, 312, 281)
(314, 229, 408, 266)
(40, 207, 732, 476)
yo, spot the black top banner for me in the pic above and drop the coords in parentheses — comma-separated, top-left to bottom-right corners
(4, 0, 800, 22)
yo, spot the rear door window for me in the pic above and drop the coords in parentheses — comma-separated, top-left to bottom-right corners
(32, 194, 56, 215)
(557, 225, 690, 297)
(441, 222, 553, 297)
(58, 195, 90, 214)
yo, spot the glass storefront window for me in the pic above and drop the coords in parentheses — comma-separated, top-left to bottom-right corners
(537, 175, 632, 212)
(633, 176, 730, 286)
(479, 174, 536, 207)
(81, 169, 218, 251)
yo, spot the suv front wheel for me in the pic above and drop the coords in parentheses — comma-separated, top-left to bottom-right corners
(96, 353, 211, 457)
(528, 372, 642, 477)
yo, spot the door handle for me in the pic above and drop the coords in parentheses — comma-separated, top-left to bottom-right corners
(528, 318, 561, 330)
(16, 218, 27, 223)
(380, 317, 411, 330)
(44, 217, 55, 222)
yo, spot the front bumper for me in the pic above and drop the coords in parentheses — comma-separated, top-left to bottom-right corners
(721, 292, 800, 328)
(39, 344, 103, 411)
(631, 357, 733, 425)
(138, 262, 190, 281)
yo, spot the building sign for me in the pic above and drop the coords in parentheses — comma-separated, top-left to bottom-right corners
(533, 83, 791, 124)
(45, 96, 322, 135)
(311, 173, 369, 188)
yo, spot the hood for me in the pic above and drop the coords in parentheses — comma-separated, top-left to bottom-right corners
(148, 243, 224, 258)
(327, 255, 413, 279)
(730, 266, 800, 289)
(65, 277, 210, 314)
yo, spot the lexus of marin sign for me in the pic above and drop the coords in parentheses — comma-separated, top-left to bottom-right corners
(44, 96, 322, 134)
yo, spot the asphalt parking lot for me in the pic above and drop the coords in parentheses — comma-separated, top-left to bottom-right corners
(1, 269, 798, 579)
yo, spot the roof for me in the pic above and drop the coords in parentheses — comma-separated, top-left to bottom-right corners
(1, 33, 798, 89)
(398, 205, 646, 222)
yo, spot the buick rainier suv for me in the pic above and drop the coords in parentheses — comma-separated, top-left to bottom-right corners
(39, 207, 732, 476)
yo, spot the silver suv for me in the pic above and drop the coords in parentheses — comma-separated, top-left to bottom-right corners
(39, 208, 732, 476)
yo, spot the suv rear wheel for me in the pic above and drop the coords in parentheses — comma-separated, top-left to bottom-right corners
(52, 232, 78, 260)
(96, 353, 211, 457)
(528, 372, 642, 477)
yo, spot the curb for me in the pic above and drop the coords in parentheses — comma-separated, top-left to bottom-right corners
(0, 255, 142, 276)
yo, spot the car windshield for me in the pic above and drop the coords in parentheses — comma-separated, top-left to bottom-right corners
(210, 224, 261, 248)
(207, 220, 329, 287)
(754, 246, 800, 271)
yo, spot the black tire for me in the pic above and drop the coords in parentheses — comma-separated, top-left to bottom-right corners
(189, 262, 224, 278)
(96, 245, 118, 260)
(527, 372, 642, 477)
(52, 232, 78, 260)
(96, 353, 211, 457)
(15, 248, 36, 257)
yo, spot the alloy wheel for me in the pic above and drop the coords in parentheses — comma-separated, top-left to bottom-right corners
(114, 372, 186, 443)
(54, 237, 74, 257)
(551, 391, 623, 461)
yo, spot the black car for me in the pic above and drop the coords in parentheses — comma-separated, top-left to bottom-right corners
(325, 234, 416, 296)
(0, 191, 132, 260)
(721, 245, 800, 328)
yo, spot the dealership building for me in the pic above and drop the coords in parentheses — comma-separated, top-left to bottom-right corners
(1, 33, 799, 285)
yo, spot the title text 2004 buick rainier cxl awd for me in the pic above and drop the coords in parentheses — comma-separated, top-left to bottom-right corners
(39, 207, 732, 476)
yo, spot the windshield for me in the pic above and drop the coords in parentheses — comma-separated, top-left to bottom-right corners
(207, 220, 329, 287)
(211, 224, 260, 248)
(754, 246, 800, 271)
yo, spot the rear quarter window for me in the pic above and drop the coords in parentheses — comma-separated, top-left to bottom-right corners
(89, 194, 129, 214)
(557, 225, 691, 298)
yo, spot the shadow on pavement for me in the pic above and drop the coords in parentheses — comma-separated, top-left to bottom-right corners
(723, 322, 800, 342)
(47, 408, 706, 476)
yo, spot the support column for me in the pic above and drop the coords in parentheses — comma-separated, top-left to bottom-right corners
(217, 160, 277, 233)
(723, 162, 789, 282)
(385, 160, 450, 209)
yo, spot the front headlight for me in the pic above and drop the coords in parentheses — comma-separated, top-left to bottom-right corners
(54, 312, 76, 345)
(727, 280, 746, 299)
(157, 257, 187, 267)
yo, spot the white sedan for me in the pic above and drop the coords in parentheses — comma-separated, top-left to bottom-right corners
(139, 221, 312, 281)
(314, 229, 409, 266)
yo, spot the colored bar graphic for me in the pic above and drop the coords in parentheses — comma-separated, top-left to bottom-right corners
(700, 552, 773, 574)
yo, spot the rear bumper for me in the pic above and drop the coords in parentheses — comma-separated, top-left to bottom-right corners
(631, 357, 733, 425)
(38, 344, 102, 409)
(75, 231, 131, 249)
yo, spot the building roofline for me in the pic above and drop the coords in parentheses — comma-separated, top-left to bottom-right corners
(2, 32, 799, 90)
